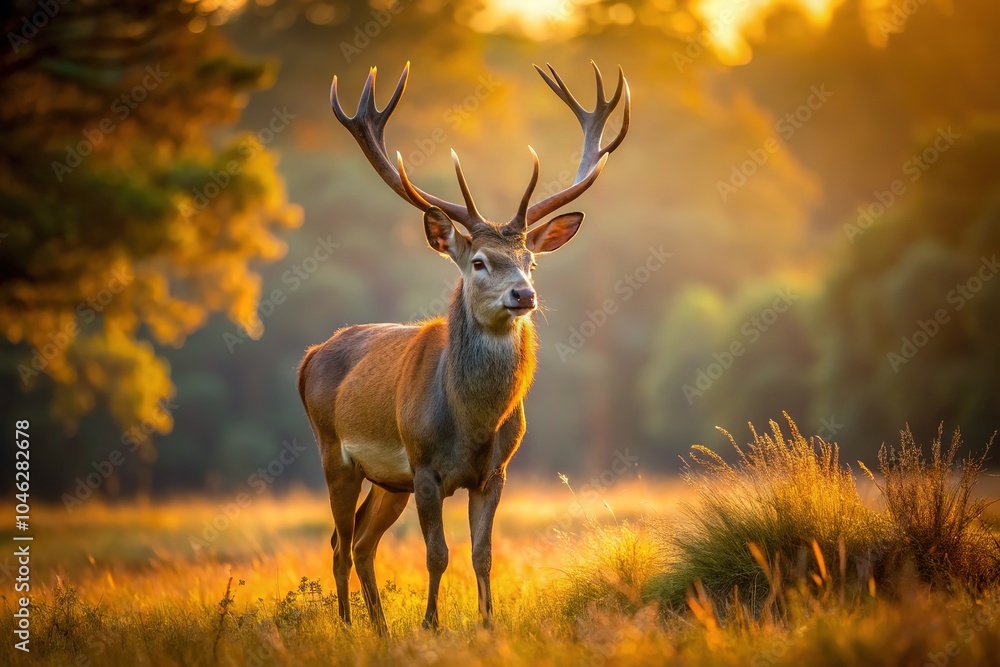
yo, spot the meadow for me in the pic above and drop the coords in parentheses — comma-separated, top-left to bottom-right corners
(3, 417, 999, 666)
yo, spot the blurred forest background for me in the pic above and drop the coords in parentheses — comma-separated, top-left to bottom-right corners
(1, 0, 998, 500)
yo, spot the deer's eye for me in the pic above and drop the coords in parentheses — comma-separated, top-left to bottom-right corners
(472, 259, 486, 271)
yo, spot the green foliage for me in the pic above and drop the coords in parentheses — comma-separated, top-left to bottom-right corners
(0, 0, 300, 435)
(643, 122, 1000, 463)
(813, 123, 1000, 455)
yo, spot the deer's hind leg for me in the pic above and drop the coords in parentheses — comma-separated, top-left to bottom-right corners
(322, 442, 364, 625)
(352, 485, 410, 634)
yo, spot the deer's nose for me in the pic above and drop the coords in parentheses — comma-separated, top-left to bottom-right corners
(510, 287, 536, 308)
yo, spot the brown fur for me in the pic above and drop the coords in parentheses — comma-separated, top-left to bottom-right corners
(299, 283, 535, 494)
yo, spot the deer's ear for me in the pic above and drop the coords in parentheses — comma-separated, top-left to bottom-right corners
(424, 207, 470, 260)
(526, 212, 584, 253)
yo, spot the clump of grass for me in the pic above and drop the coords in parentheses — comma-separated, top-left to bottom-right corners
(649, 414, 890, 611)
(28, 582, 107, 657)
(561, 520, 664, 616)
(647, 414, 999, 618)
(555, 473, 664, 616)
(862, 425, 1000, 589)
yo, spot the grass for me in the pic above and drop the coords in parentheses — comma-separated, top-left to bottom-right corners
(648, 415, 892, 611)
(3, 416, 1000, 666)
(863, 425, 1000, 588)
(644, 416, 1000, 614)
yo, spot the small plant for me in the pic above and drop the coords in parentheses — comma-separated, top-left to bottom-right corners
(28, 581, 106, 655)
(273, 576, 339, 629)
(213, 575, 243, 660)
(862, 425, 1000, 588)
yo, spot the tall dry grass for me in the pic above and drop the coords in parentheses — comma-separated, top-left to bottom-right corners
(646, 414, 890, 611)
(862, 425, 1000, 589)
(3, 415, 1000, 666)
(563, 414, 999, 623)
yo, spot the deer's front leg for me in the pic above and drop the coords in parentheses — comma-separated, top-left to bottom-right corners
(469, 470, 504, 628)
(414, 468, 448, 629)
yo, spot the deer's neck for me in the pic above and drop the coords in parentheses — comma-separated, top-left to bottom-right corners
(443, 279, 536, 439)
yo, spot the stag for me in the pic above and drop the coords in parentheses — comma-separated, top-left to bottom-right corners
(298, 61, 629, 633)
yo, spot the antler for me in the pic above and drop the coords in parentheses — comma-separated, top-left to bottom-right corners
(332, 62, 629, 234)
(330, 63, 487, 231)
(508, 146, 540, 231)
(519, 61, 631, 228)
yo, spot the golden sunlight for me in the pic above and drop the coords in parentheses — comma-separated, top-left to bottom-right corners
(470, 0, 588, 40)
(469, 0, 843, 47)
(694, 0, 838, 64)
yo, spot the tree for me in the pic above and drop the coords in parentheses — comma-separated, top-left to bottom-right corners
(814, 123, 1000, 452)
(1, 0, 301, 437)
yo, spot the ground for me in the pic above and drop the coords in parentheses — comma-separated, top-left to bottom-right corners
(2, 474, 999, 666)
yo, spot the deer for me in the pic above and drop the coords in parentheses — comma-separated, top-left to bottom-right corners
(297, 61, 629, 634)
